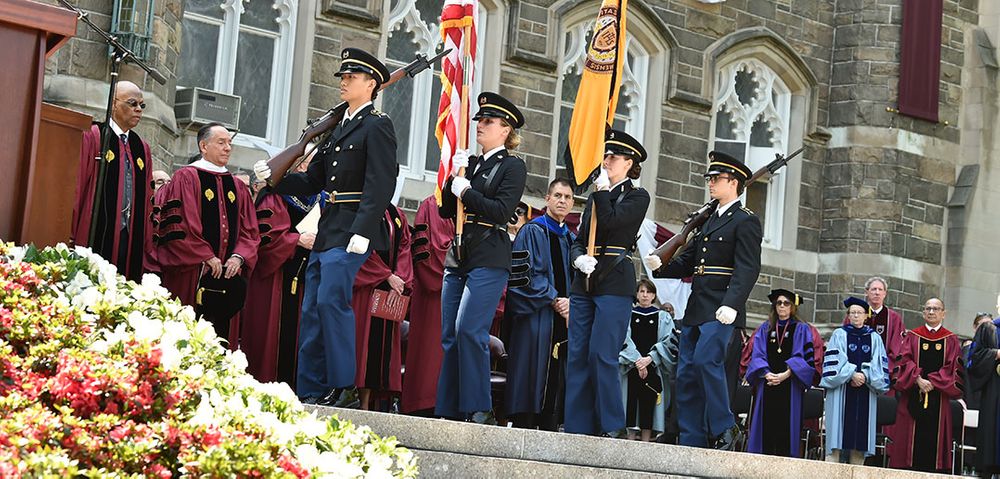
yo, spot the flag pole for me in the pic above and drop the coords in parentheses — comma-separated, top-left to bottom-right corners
(454, 22, 472, 260)
(585, 195, 597, 292)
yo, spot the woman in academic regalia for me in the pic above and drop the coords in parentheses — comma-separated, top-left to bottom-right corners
(435, 92, 527, 424)
(744, 289, 815, 457)
(565, 129, 651, 437)
(821, 297, 890, 464)
(619, 279, 677, 441)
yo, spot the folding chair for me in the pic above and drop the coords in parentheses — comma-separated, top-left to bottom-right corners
(800, 387, 825, 459)
(732, 382, 753, 452)
(874, 395, 897, 468)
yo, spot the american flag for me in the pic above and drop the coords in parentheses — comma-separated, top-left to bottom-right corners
(434, 0, 478, 201)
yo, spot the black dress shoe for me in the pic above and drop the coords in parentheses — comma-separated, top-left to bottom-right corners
(314, 388, 342, 406)
(601, 428, 628, 439)
(299, 395, 323, 405)
(712, 425, 743, 451)
(470, 410, 497, 425)
(332, 387, 360, 409)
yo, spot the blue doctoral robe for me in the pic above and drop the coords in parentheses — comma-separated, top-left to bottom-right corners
(821, 325, 890, 457)
(505, 216, 574, 415)
(744, 318, 815, 456)
(619, 307, 677, 432)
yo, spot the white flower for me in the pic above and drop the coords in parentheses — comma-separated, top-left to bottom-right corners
(189, 391, 216, 426)
(8, 245, 26, 264)
(294, 443, 321, 470)
(299, 415, 328, 438)
(127, 311, 163, 342)
(228, 349, 249, 373)
(255, 381, 299, 407)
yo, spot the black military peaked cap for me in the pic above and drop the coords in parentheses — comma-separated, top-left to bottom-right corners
(336, 48, 390, 85)
(472, 92, 525, 128)
(604, 129, 647, 162)
(705, 150, 752, 181)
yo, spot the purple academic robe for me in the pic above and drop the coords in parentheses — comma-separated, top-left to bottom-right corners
(745, 319, 815, 457)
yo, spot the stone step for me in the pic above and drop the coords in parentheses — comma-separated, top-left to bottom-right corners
(413, 450, 689, 478)
(310, 406, 954, 479)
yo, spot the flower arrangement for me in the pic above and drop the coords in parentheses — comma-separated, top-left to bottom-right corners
(0, 243, 417, 478)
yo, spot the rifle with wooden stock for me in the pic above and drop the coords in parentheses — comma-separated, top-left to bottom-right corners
(265, 49, 451, 186)
(649, 147, 805, 263)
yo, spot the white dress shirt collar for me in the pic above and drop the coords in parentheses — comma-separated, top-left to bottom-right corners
(191, 158, 228, 173)
(110, 119, 128, 137)
(344, 101, 373, 124)
(716, 198, 740, 216)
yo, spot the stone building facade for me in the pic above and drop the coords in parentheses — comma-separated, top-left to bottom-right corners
(42, 0, 1000, 337)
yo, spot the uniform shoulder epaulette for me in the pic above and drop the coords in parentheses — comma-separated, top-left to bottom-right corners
(740, 206, 756, 215)
(371, 109, 389, 118)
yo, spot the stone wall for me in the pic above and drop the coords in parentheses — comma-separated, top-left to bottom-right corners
(41, 0, 184, 170)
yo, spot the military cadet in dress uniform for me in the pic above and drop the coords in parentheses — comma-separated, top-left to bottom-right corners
(436, 92, 527, 425)
(565, 129, 650, 437)
(253, 48, 397, 405)
(644, 151, 763, 450)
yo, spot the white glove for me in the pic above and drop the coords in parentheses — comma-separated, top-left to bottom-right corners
(346, 234, 370, 254)
(451, 149, 470, 170)
(573, 255, 598, 275)
(593, 168, 610, 191)
(253, 159, 271, 182)
(642, 254, 662, 271)
(451, 176, 471, 198)
(716, 305, 737, 325)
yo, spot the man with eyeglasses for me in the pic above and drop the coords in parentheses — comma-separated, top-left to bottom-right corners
(72, 80, 153, 282)
(888, 297, 963, 472)
(643, 151, 763, 451)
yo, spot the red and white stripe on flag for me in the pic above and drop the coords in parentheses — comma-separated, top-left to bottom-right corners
(434, 0, 478, 201)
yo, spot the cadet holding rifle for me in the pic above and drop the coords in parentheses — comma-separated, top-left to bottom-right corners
(253, 48, 397, 406)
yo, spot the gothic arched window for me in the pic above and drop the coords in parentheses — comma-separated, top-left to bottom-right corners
(710, 59, 790, 249)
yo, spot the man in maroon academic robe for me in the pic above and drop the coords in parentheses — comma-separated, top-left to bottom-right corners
(888, 297, 963, 472)
(401, 196, 454, 414)
(72, 80, 153, 282)
(242, 191, 299, 382)
(352, 206, 412, 410)
(149, 123, 259, 346)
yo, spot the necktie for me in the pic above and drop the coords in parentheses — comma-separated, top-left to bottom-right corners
(119, 133, 133, 230)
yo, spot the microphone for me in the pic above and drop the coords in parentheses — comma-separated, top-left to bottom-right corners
(148, 68, 168, 85)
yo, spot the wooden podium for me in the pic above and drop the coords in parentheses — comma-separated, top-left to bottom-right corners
(0, 0, 79, 245)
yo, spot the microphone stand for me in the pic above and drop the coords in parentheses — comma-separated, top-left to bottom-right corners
(55, 0, 167, 249)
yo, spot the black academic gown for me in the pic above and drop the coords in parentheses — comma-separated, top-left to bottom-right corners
(971, 320, 1000, 473)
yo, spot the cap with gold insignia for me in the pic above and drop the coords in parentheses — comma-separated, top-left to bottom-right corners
(767, 288, 801, 306)
(472, 92, 524, 129)
(604, 129, 647, 163)
(335, 48, 390, 85)
(704, 150, 752, 181)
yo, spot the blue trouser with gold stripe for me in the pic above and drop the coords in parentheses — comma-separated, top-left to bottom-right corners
(435, 266, 508, 418)
(677, 320, 735, 446)
(564, 294, 632, 435)
(295, 246, 370, 399)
